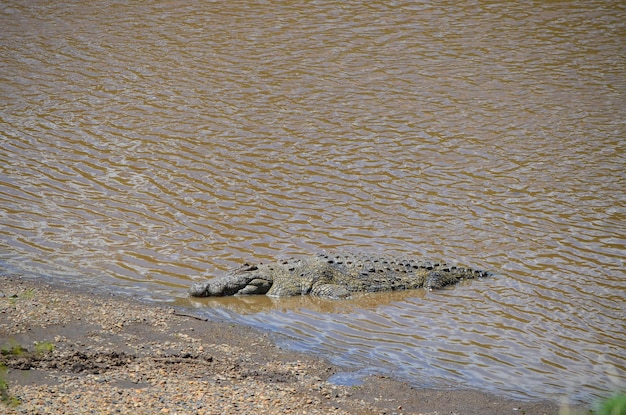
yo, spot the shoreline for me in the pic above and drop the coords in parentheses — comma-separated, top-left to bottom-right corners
(0, 273, 589, 414)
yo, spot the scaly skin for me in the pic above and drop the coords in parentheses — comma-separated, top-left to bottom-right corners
(189, 253, 492, 300)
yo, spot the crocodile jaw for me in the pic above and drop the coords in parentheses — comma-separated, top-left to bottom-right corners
(189, 278, 272, 297)
(189, 265, 273, 297)
(189, 281, 214, 297)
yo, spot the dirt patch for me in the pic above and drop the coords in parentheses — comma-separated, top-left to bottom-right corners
(2, 349, 137, 373)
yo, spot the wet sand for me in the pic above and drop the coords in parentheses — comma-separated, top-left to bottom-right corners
(0, 273, 588, 414)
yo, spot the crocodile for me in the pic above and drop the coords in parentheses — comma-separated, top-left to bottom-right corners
(189, 253, 492, 299)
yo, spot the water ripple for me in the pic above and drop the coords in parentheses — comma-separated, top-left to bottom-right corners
(2, 0, 625, 405)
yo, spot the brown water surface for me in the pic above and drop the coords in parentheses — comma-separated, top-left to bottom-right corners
(1, 0, 625, 404)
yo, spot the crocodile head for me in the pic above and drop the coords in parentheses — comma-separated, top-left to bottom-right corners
(189, 264, 273, 297)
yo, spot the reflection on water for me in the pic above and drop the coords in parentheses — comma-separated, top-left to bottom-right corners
(1, 0, 625, 405)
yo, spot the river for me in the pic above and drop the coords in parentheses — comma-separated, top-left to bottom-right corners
(1, 0, 624, 405)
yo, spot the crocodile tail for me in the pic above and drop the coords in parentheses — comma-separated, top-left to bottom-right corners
(425, 266, 491, 290)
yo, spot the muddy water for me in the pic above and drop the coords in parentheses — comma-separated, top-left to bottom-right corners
(1, 0, 625, 405)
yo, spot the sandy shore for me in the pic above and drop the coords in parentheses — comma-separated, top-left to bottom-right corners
(0, 273, 588, 414)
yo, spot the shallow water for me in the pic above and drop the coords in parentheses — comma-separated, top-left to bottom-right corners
(1, 0, 625, 405)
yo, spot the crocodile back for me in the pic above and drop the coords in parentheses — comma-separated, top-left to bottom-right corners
(313, 253, 490, 293)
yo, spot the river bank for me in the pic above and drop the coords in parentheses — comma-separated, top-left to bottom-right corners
(0, 273, 587, 414)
